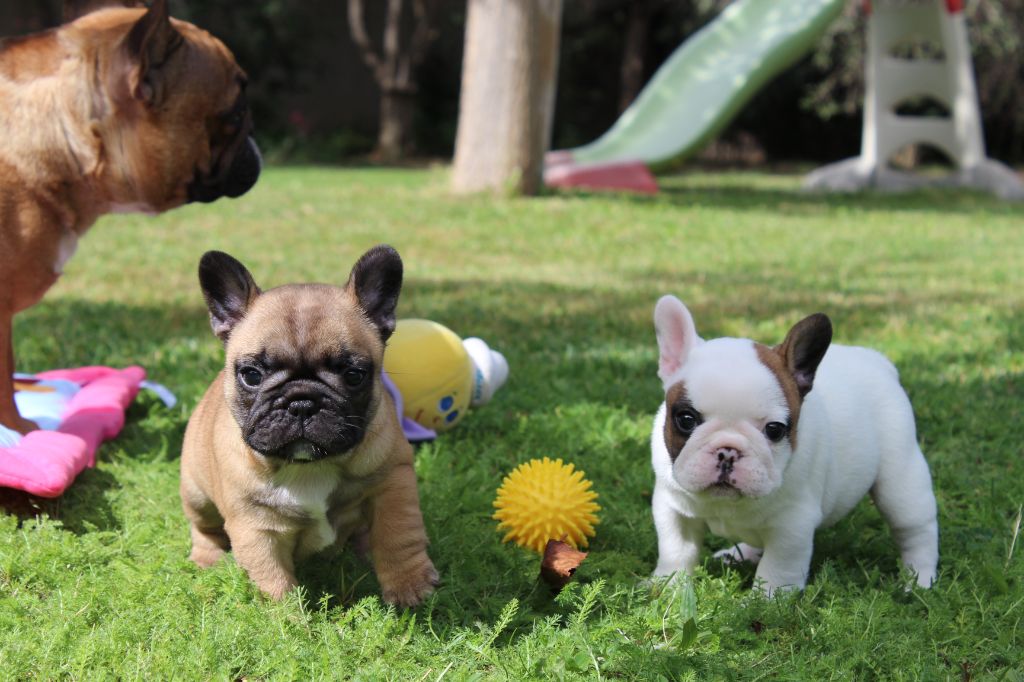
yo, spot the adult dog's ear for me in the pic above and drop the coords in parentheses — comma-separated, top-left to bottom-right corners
(119, 0, 184, 104)
(63, 0, 143, 23)
(198, 251, 262, 343)
(346, 245, 403, 342)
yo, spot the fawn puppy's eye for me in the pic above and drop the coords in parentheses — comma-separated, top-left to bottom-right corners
(238, 366, 263, 388)
(342, 368, 368, 388)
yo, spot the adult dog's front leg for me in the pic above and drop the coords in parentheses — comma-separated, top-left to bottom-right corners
(0, 311, 38, 435)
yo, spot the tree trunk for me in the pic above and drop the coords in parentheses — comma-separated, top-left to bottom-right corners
(451, 0, 563, 195)
(377, 88, 417, 161)
(348, 0, 440, 162)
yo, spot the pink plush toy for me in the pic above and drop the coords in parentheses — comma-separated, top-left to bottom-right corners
(0, 367, 147, 497)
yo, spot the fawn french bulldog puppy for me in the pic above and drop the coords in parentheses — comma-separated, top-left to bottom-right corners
(180, 246, 438, 605)
(0, 0, 261, 434)
(650, 296, 938, 593)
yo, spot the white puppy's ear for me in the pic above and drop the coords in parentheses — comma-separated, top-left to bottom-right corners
(654, 295, 701, 385)
(778, 313, 832, 397)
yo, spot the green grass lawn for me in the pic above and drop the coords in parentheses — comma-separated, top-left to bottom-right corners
(2, 167, 1022, 679)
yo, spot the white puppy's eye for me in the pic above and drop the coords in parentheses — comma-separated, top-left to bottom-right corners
(764, 421, 789, 442)
(673, 409, 701, 435)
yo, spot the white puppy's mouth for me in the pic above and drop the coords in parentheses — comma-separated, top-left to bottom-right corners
(705, 481, 742, 497)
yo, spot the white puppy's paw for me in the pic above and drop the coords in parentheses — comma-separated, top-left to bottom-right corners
(713, 543, 763, 566)
(752, 579, 802, 598)
(643, 565, 689, 593)
(902, 564, 937, 592)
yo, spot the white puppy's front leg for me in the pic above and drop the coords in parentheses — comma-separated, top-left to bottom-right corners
(753, 524, 817, 596)
(652, 484, 705, 578)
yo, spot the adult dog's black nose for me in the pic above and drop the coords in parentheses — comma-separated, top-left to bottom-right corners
(223, 137, 262, 198)
(187, 137, 262, 203)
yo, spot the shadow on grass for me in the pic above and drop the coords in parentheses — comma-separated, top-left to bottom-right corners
(556, 173, 1024, 217)
(0, 467, 119, 533)
(2, 299, 210, 523)
(11, 298, 212, 375)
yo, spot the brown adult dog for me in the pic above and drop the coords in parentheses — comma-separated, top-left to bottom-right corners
(180, 246, 439, 606)
(0, 0, 261, 434)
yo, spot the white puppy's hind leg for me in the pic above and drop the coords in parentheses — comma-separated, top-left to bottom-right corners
(872, 445, 939, 588)
(891, 519, 939, 588)
(713, 543, 763, 566)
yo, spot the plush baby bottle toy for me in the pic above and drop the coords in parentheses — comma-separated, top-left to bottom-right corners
(382, 319, 509, 432)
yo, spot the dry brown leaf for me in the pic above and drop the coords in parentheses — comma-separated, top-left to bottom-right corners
(539, 539, 588, 593)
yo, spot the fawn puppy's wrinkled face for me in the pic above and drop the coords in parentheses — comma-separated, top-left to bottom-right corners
(655, 296, 831, 498)
(198, 246, 403, 463)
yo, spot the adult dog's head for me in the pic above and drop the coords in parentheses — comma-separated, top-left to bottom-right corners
(63, 0, 261, 210)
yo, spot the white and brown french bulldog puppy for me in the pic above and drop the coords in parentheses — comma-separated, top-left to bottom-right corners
(180, 246, 439, 606)
(650, 296, 938, 594)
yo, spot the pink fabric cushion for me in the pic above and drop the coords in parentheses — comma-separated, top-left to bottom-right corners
(0, 367, 145, 497)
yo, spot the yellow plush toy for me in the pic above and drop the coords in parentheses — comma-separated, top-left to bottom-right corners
(383, 319, 508, 432)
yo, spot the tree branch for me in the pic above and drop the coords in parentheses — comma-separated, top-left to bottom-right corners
(396, 0, 439, 90)
(381, 0, 403, 88)
(408, 0, 440, 68)
(348, 0, 386, 84)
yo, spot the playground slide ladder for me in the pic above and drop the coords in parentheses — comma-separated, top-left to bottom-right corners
(805, 0, 1024, 200)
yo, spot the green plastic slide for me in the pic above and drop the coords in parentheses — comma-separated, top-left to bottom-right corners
(566, 0, 846, 169)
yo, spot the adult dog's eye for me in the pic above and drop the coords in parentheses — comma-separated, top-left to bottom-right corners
(673, 409, 701, 435)
(342, 368, 368, 388)
(764, 421, 789, 442)
(223, 110, 244, 135)
(238, 366, 263, 388)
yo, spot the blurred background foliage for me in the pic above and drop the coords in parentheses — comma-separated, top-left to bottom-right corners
(2, 0, 1021, 164)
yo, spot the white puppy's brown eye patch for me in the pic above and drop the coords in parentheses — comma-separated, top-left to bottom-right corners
(663, 381, 698, 461)
(754, 343, 804, 448)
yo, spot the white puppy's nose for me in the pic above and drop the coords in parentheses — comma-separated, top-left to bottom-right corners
(716, 448, 740, 483)
(716, 447, 740, 464)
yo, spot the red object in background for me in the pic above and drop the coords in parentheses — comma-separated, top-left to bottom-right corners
(865, 0, 963, 14)
(544, 158, 659, 195)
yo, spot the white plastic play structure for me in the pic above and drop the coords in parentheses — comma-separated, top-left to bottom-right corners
(806, 0, 1024, 199)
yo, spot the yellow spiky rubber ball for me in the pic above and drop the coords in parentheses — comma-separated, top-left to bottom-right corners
(493, 457, 601, 553)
